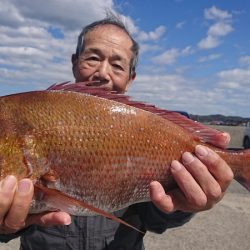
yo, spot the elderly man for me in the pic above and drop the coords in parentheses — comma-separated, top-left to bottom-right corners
(0, 15, 233, 249)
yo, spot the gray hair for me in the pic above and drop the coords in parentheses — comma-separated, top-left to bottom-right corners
(75, 14, 139, 77)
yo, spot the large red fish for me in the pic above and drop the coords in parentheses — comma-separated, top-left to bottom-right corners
(0, 82, 249, 233)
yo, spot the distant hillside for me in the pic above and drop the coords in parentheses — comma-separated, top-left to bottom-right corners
(189, 114, 250, 125)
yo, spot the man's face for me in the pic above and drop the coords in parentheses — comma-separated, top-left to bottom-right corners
(72, 24, 135, 93)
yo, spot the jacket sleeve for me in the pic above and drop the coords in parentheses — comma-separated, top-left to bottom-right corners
(138, 202, 194, 234)
(0, 227, 31, 243)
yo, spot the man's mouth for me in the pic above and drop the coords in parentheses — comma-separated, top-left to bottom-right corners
(86, 80, 111, 88)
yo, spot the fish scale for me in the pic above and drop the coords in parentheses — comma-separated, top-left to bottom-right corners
(1, 91, 183, 206)
(0, 88, 250, 233)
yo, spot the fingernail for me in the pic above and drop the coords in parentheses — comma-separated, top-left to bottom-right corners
(150, 181, 161, 191)
(0, 175, 17, 192)
(182, 152, 194, 165)
(64, 217, 72, 225)
(196, 145, 208, 157)
(222, 132, 230, 144)
(171, 160, 182, 171)
(17, 179, 32, 193)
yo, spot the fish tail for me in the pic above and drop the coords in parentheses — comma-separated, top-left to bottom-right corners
(230, 149, 250, 191)
(34, 185, 145, 234)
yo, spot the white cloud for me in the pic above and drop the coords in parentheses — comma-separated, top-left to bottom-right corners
(9, 0, 113, 30)
(128, 73, 191, 105)
(151, 46, 192, 65)
(126, 68, 250, 117)
(128, 72, 227, 115)
(139, 44, 161, 54)
(136, 25, 166, 42)
(0, 46, 50, 58)
(198, 35, 220, 49)
(198, 53, 221, 62)
(208, 22, 233, 37)
(0, 0, 25, 27)
(204, 5, 232, 21)
(217, 68, 250, 87)
(239, 56, 250, 67)
(181, 46, 192, 55)
(176, 21, 186, 29)
(217, 81, 240, 89)
(198, 6, 233, 50)
(151, 48, 179, 65)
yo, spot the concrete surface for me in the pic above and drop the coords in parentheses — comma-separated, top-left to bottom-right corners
(144, 180, 250, 250)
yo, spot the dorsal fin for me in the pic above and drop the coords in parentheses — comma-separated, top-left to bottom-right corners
(47, 81, 229, 149)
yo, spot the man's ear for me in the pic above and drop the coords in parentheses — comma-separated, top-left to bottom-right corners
(71, 54, 78, 65)
(125, 71, 136, 92)
(131, 71, 136, 81)
(71, 54, 79, 79)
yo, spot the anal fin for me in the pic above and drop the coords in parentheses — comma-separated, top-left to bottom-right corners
(34, 184, 145, 234)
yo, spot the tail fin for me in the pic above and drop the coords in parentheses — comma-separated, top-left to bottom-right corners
(235, 176, 250, 191)
(231, 149, 250, 191)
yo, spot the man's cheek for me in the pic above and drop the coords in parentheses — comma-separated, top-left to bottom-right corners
(78, 69, 92, 80)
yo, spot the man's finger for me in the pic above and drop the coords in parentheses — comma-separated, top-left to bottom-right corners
(195, 145, 234, 192)
(149, 181, 175, 213)
(4, 179, 33, 231)
(170, 160, 208, 210)
(182, 152, 222, 202)
(149, 181, 196, 213)
(0, 176, 17, 225)
(26, 212, 71, 227)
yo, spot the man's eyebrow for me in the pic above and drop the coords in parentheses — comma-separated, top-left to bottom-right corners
(84, 48, 103, 55)
(111, 54, 127, 63)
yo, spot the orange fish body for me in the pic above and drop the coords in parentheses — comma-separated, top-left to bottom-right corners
(0, 86, 249, 231)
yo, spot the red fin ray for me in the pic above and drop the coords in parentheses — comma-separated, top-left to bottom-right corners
(160, 112, 230, 148)
(34, 184, 145, 234)
(46, 81, 71, 90)
(232, 149, 250, 191)
(47, 81, 229, 149)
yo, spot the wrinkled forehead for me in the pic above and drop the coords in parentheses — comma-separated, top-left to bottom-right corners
(84, 24, 133, 55)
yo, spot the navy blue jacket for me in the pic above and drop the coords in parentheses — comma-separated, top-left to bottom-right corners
(0, 202, 193, 250)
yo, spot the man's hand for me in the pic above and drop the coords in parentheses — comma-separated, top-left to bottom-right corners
(150, 145, 234, 213)
(0, 176, 71, 234)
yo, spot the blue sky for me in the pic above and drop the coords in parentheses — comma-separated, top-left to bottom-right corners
(0, 0, 250, 117)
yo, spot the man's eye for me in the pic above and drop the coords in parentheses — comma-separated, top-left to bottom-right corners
(87, 56, 99, 61)
(112, 64, 124, 70)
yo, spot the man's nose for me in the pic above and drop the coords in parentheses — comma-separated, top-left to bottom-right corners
(96, 61, 111, 81)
